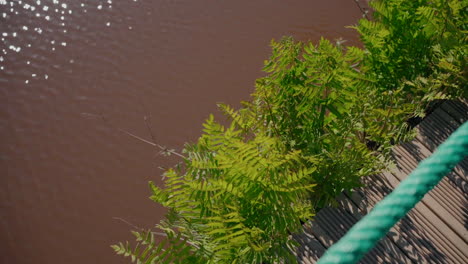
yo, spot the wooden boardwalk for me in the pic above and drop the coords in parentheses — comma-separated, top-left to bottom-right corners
(294, 100, 468, 263)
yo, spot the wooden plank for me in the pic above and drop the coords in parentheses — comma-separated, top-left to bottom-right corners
(359, 172, 468, 263)
(350, 172, 466, 263)
(440, 100, 468, 125)
(308, 206, 388, 264)
(400, 139, 467, 193)
(391, 145, 468, 243)
(395, 142, 467, 216)
(295, 193, 414, 263)
(292, 229, 326, 264)
(336, 194, 413, 263)
(414, 107, 468, 185)
(416, 107, 468, 174)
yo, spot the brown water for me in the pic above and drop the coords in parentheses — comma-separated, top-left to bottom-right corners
(0, 0, 366, 263)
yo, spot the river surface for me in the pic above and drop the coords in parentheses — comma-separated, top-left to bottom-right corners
(0, 0, 366, 263)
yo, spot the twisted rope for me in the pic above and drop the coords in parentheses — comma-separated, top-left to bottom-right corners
(317, 121, 468, 264)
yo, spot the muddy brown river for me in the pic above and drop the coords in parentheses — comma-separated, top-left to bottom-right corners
(1, 0, 367, 263)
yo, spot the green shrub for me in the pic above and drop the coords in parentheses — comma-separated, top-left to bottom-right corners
(113, 0, 466, 263)
(340, 0, 467, 153)
(354, 0, 467, 145)
(249, 37, 383, 207)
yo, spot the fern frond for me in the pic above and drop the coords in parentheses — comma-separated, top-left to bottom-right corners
(112, 230, 202, 264)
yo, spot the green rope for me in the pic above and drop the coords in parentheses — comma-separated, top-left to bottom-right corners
(317, 121, 468, 264)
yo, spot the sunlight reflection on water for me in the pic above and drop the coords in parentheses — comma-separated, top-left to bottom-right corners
(0, 0, 118, 84)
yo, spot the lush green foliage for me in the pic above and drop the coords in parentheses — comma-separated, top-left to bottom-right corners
(113, 0, 466, 263)
(358, 0, 466, 98)
(353, 0, 467, 148)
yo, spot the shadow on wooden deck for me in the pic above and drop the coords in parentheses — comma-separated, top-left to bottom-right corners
(294, 100, 468, 264)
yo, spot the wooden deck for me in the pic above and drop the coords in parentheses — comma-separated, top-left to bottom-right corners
(294, 100, 468, 264)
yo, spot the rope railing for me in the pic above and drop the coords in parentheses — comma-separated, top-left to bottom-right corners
(317, 121, 468, 264)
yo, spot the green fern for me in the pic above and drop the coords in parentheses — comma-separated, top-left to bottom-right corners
(112, 230, 202, 264)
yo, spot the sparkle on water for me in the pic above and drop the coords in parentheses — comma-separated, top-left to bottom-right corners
(0, 0, 127, 84)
